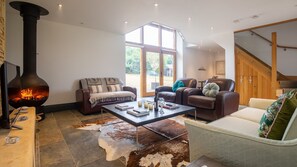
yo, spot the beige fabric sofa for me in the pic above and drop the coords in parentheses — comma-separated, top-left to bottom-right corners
(185, 98, 297, 167)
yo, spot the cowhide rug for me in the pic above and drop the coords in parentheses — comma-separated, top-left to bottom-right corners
(74, 115, 195, 167)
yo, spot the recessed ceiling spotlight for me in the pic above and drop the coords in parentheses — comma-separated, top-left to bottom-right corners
(124, 21, 128, 24)
(210, 27, 214, 30)
(58, 4, 62, 8)
(154, 3, 159, 7)
(188, 17, 192, 21)
(251, 15, 259, 19)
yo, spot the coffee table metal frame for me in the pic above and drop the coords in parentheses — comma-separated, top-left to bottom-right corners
(101, 101, 196, 145)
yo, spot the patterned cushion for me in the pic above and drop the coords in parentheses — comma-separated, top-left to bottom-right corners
(107, 84, 122, 92)
(86, 78, 102, 85)
(282, 108, 297, 140)
(259, 89, 297, 138)
(89, 85, 104, 93)
(202, 83, 220, 97)
(172, 80, 185, 92)
(105, 78, 120, 85)
(266, 94, 297, 140)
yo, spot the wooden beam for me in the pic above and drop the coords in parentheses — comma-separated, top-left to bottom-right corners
(234, 18, 297, 33)
(271, 32, 278, 98)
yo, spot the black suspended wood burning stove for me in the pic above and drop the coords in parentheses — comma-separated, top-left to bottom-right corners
(8, 1, 49, 108)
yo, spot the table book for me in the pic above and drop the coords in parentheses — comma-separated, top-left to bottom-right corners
(162, 103, 179, 110)
(127, 109, 149, 117)
(115, 104, 134, 111)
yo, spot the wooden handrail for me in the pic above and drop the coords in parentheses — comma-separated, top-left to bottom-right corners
(235, 44, 289, 81)
(249, 30, 297, 50)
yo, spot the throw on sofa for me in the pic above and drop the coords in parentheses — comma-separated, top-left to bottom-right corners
(76, 78, 137, 114)
(155, 78, 197, 104)
(185, 98, 297, 167)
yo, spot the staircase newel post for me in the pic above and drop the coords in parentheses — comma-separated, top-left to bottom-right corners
(271, 32, 279, 98)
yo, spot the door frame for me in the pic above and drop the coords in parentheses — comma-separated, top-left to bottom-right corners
(141, 48, 176, 97)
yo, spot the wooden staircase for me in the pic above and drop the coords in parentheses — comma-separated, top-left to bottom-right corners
(235, 44, 291, 105)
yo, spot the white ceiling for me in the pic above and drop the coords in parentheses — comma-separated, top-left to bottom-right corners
(6, 0, 297, 52)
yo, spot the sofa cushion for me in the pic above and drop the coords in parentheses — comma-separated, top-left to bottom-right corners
(259, 89, 297, 138)
(158, 92, 176, 103)
(105, 78, 120, 85)
(86, 78, 102, 85)
(89, 85, 104, 93)
(188, 95, 216, 109)
(172, 80, 185, 92)
(202, 83, 220, 97)
(107, 84, 122, 92)
(231, 107, 265, 123)
(282, 108, 297, 140)
(210, 116, 259, 137)
(266, 93, 297, 140)
(83, 78, 108, 92)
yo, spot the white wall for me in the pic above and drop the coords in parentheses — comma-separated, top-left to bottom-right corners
(183, 47, 214, 81)
(176, 33, 184, 79)
(212, 31, 235, 80)
(6, 13, 125, 105)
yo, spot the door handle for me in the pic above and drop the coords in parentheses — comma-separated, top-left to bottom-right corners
(249, 76, 252, 84)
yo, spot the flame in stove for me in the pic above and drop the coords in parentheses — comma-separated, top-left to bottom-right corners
(20, 88, 34, 100)
(8, 87, 49, 108)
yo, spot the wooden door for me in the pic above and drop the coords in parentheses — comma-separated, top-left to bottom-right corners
(142, 50, 161, 96)
(141, 49, 176, 97)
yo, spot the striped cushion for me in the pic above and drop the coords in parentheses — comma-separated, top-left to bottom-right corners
(89, 85, 103, 93)
(107, 84, 122, 92)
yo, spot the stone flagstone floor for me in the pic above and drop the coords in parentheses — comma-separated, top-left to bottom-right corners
(38, 110, 126, 167)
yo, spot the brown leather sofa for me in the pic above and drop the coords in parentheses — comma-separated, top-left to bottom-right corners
(155, 78, 197, 104)
(76, 78, 137, 114)
(183, 78, 239, 121)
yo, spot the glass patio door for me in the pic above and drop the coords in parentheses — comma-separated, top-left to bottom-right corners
(143, 51, 160, 96)
(142, 50, 175, 96)
(162, 53, 175, 87)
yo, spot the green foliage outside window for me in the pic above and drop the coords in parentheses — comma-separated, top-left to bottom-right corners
(125, 46, 140, 74)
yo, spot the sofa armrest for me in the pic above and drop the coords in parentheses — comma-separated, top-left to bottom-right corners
(76, 89, 92, 114)
(175, 87, 187, 104)
(76, 89, 90, 102)
(215, 91, 239, 117)
(249, 98, 276, 110)
(123, 86, 137, 101)
(184, 119, 296, 166)
(155, 86, 173, 93)
(182, 88, 203, 105)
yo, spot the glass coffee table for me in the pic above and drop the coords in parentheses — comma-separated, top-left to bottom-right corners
(102, 101, 196, 144)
